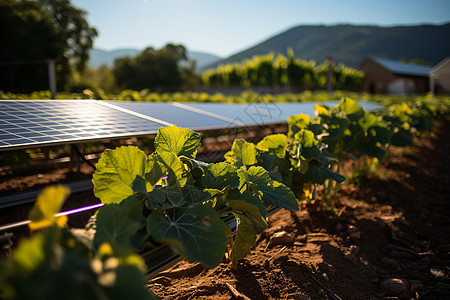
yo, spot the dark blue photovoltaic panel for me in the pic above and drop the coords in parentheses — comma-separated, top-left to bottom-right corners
(0, 99, 385, 151)
(181, 103, 286, 126)
(184, 101, 384, 126)
(105, 101, 237, 130)
(0, 100, 165, 150)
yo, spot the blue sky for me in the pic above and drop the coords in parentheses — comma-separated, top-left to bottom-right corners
(72, 0, 450, 57)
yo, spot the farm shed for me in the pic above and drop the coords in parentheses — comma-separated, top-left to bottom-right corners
(430, 57, 450, 94)
(359, 56, 431, 94)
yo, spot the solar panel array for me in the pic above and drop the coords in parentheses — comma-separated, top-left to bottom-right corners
(0, 100, 163, 150)
(0, 99, 384, 151)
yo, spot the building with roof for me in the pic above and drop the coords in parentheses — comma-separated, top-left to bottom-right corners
(359, 56, 431, 94)
(430, 57, 450, 94)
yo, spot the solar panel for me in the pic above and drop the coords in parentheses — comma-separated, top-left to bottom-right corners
(105, 101, 239, 130)
(0, 100, 166, 151)
(0, 99, 385, 152)
(180, 103, 287, 126)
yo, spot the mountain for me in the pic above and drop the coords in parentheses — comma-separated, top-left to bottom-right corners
(89, 48, 221, 70)
(202, 23, 450, 70)
(188, 51, 222, 70)
(89, 48, 140, 68)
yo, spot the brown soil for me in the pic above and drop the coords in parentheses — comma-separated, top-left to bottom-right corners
(147, 120, 450, 300)
(1, 121, 449, 299)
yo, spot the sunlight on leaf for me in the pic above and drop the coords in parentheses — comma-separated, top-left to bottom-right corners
(29, 185, 70, 231)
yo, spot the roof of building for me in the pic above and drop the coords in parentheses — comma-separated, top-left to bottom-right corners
(430, 57, 450, 75)
(365, 56, 432, 77)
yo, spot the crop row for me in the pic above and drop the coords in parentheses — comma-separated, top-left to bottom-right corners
(0, 97, 448, 299)
(202, 50, 364, 91)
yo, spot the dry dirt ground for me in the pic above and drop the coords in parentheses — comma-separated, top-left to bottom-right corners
(147, 120, 450, 300)
(1, 121, 449, 299)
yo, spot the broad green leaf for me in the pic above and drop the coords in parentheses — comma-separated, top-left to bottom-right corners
(228, 199, 267, 231)
(8, 231, 46, 273)
(306, 164, 346, 184)
(256, 134, 288, 158)
(145, 158, 167, 190)
(224, 139, 258, 167)
(106, 265, 158, 300)
(93, 146, 148, 204)
(146, 185, 181, 208)
(230, 213, 257, 261)
(203, 162, 239, 190)
(148, 183, 212, 208)
(155, 152, 189, 187)
(155, 125, 201, 158)
(391, 128, 413, 147)
(336, 97, 364, 122)
(294, 129, 317, 148)
(356, 140, 386, 160)
(314, 104, 329, 116)
(239, 166, 298, 211)
(360, 112, 381, 130)
(288, 113, 311, 137)
(94, 197, 145, 251)
(147, 204, 227, 268)
(325, 116, 350, 139)
(369, 126, 391, 145)
(29, 185, 70, 230)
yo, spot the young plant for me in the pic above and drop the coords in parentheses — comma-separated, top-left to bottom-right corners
(92, 125, 299, 268)
(0, 186, 155, 300)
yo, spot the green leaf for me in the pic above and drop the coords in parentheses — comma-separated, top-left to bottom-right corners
(106, 265, 158, 300)
(336, 97, 364, 122)
(224, 139, 258, 167)
(230, 213, 257, 261)
(93, 146, 148, 204)
(29, 185, 70, 230)
(256, 134, 288, 158)
(294, 129, 317, 148)
(155, 125, 201, 158)
(147, 204, 227, 268)
(144, 158, 167, 190)
(228, 199, 268, 231)
(306, 164, 346, 185)
(288, 113, 311, 137)
(94, 197, 146, 251)
(391, 128, 413, 147)
(203, 162, 239, 190)
(239, 166, 298, 211)
(155, 152, 189, 187)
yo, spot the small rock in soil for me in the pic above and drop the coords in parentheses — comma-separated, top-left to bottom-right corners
(418, 250, 437, 262)
(350, 231, 361, 240)
(430, 268, 445, 280)
(347, 224, 358, 234)
(286, 293, 311, 300)
(149, 276, 171, 286)
(335, 222, 345, 233)
(297, 234, 307, 243)
(380, 278, 410, 296)
(270, 231, 294, 245)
